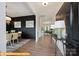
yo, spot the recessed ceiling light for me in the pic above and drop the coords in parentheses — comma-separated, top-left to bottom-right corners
(42, 2, 48, 6)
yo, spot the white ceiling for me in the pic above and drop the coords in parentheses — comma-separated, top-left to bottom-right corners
(6, 2, 34, 17)
(6, 2, 63, 17)
(27, 2, 63, 16)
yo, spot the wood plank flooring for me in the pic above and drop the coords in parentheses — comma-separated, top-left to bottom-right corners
(14, 34, 62, 56)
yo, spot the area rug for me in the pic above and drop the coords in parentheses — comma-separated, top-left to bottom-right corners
(6, 39, 31, 52)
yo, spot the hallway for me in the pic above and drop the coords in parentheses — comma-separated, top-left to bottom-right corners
(15, 34, 62, 56)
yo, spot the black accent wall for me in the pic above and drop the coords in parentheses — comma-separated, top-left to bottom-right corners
(8, 15, 36, 39)
(56, 2, 79, 56)
(65, 2, 79, 56)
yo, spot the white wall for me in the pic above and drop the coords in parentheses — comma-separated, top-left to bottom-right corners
(0, 2, 6, 52)
(36, 15, 55, 42)
(36, 15, 44, 42)
(36, 15, 39, 42)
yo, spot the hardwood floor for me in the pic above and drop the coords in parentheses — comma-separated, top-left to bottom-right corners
(14, 34, 62, 56)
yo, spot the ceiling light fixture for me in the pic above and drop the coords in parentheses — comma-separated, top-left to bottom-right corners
(6, 16, 11, 24)
(42, 2, 48, 6)
(6, 16, 11, 21)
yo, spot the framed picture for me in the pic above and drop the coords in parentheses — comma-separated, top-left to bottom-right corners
(14, 21, 21, 28)
(26, 21, 34, 28)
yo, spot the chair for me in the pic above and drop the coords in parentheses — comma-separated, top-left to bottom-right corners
(6, 33, 12, 46)
(6, 31, 8, 34)
(11, 30, 15, 33)
(11, 33, 19, 45)
(18, 31, 22, 40)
